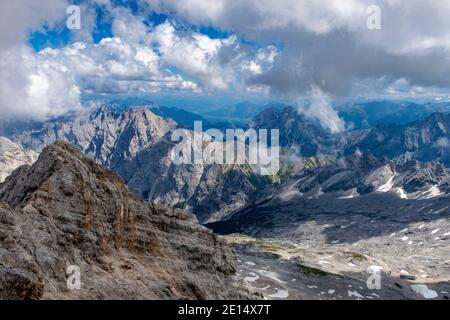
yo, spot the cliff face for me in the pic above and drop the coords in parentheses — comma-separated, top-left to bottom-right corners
(11, 107, 275, 223)
(0, 142, 252, 300)
(0, 136, 37, 183)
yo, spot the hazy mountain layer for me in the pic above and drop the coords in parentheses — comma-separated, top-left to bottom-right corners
(345, 112, 450, 166)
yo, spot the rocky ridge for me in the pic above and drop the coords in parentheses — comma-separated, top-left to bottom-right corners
(0, 142, 253, 299)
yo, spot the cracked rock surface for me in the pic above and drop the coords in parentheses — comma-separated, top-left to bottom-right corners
(0, 142, 253, 300)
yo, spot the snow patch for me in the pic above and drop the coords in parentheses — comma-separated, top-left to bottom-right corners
(411, 285, 438, 299)
(268, 290, 289, 299)
(348, 290, 364, 299)
(432, 206, 448, 214)
(339, 188, 360, 199)
(257, 270, 287, 284)
(416, 186, 444, 200)
(244, 272, 259, 283)
(431, 229, 441, 235)
(400, 270, 410, 275)
(377, 176, 394, 192)
(395, 187, 408, 199)
(315, 188, 324, 197)
(278, 189, 302, 201)
(367, 266, 383, 273)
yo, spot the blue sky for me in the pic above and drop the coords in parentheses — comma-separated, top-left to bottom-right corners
(27, 1, 232, 60)
(25, 0, 270, 111)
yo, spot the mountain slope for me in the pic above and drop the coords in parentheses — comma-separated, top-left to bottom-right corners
(12, 105, 450, 224)
(345, 112, 450, 166)
(250, 107, 339, 157)
(207, 152, 450, 236)
(10, 107, 295, 223)
(206, 153, 450, 300)
(337, 101, 435, 129)
(0, 142, 253, 299)
(118, 129, 283, 223)
(250, 107, 450, 168)
(279, 153, 449, 199)
(14, 106, 176, 166)
(0, 136, 37, 183)
(148, 105, 211, 130)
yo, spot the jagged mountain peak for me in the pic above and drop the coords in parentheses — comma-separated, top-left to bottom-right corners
(0, 141, 128, 209)
(13, 106, 177, 165)
(344, 111, 450, 166)
(261, 150, 449, 203)
(420, 111, 450, 124)
(0, 141, 253, 299)
(250, 106, 338, 157)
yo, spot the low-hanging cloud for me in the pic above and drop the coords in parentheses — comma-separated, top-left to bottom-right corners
(297, 85, 345, 134)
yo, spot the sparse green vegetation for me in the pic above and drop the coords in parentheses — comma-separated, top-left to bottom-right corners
(297, 264, 327, 276)
(253, 239, 282, 252)
(345, 252, 367, 262)
(224, 234, 284, 252)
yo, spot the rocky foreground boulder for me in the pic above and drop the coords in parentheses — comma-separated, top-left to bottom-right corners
(0, 142, 253, 300)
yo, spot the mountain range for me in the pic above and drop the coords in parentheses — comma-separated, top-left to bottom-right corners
(2, 104, 450, 221)
(344, 112, 450, 166)
(1, 102, 449, 299)
(337, 100, 450, 129)
(207, 153, 450, 300)
(4, 106, 277, 222)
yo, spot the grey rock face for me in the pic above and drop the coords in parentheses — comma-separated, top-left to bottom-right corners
(209, 153, 450, 234)
(119, 133, 278, 223)
(0, 142, 253, 300)
(0, 137, 37, 183)
(275, 153, 450, 198)
(206, 157, 450, 300)
(344, 112, 450, 166)
(250, 107, 339, 157)
(14, 106, 176, 166)
(250, 107, 450, 169)
(9, 106, 450, 224)
(11, 107, 283, 223)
